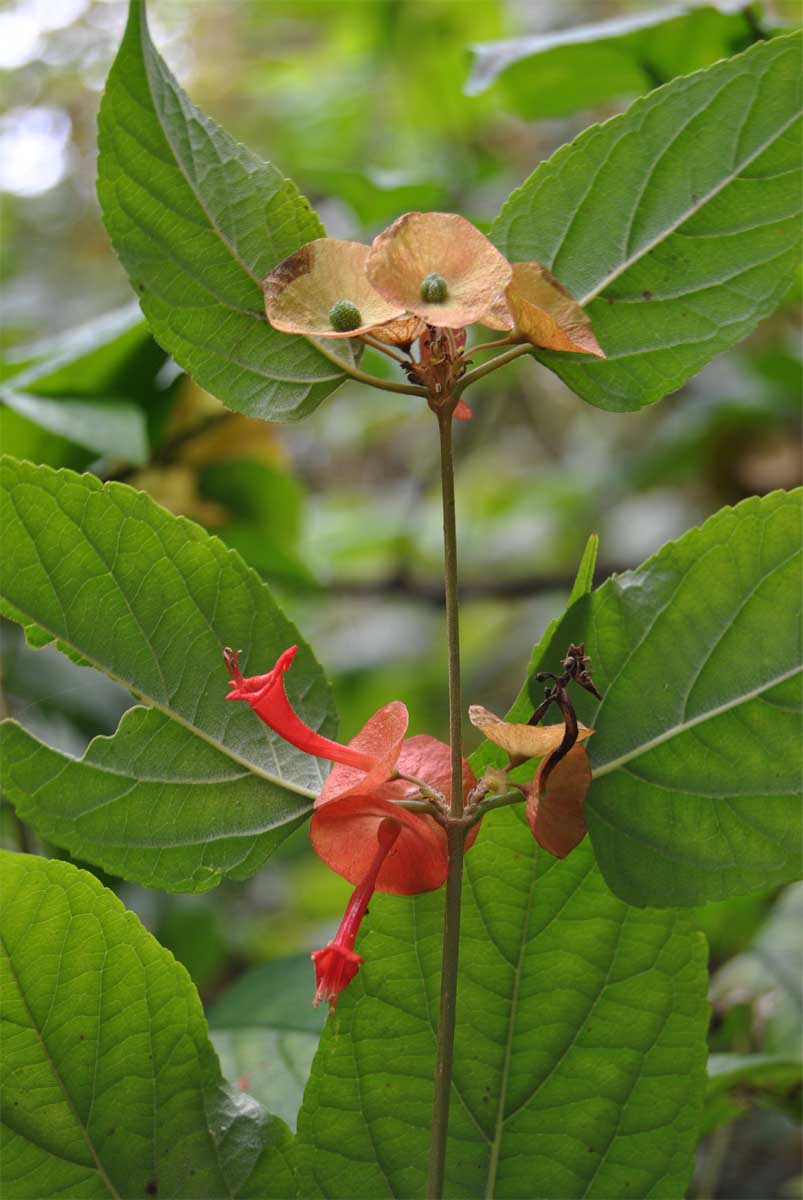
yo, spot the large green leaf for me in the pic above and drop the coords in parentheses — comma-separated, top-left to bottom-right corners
(492, 489, 802, 907)
(0, 851, 294, 1198)
(466, 3, 765, 116)
(97, 0, 347, 422)
(492, 33, 802, 411)
(0, 457, 336, 892)
(296, 822, 709, 1199)
(209, 954, 325, 1131)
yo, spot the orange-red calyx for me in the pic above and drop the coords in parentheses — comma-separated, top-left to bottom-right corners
(224, 645, 378, 772)
(311, 818, 401, 1008)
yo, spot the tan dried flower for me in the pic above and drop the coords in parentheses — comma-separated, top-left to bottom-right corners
(264, 239, 405, 339)
(366, 212, 512, 329)
(469, 705, 592, 758)
(482, 262, 605, 356)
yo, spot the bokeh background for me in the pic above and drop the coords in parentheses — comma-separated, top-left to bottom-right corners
(1, 2, 800, 1194)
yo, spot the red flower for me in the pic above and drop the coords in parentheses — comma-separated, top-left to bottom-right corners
(311, 818, 401, 1008)
(225, 645, 480, 1004)
(224, 644, 401, 777)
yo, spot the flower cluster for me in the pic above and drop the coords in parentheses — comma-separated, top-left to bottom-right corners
(224, 644, 479, 1007)
(224, 640, 597, 1008)
(263, 211, 604, 409)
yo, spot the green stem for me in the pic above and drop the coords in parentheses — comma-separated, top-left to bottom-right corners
(427, 406, 466, 1200)
(312, 337, 428, 397)
(455, 343, 531, 395)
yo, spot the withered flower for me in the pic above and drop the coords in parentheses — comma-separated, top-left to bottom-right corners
(482, 262, 605, 356)
(366, 212, 512, 329)
(264, 238, 404, 338)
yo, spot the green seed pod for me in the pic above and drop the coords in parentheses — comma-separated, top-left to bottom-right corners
(328, 299, 363, 332)
(419, 273, 448, 304)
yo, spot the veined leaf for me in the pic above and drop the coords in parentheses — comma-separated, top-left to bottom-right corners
(0, 851, 294, 1198)
(0, 457, 336, 892)
(296, 825, 709, 1199)
(97, 0, 346, 422)
(493, 489, 801, 907)
(492, 33, 802, 411)
(466, 4, 767, 114)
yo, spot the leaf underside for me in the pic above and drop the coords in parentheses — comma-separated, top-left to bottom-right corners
(0, 457, 337, 892)
(492, 33, 803, 411)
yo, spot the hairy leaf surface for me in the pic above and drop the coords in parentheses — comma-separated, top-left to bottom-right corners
(296, 826, 708, 1199)
(0, 457, 336, 891)
(0, 851, 294, 1198)
(97, 0, 346, 421)
(492, 33, 802, 410)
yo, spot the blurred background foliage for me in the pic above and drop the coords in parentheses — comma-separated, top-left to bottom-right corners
(1, 1, 800, 1194)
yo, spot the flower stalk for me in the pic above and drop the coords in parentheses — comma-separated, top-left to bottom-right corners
(427, 399, 466, 1200)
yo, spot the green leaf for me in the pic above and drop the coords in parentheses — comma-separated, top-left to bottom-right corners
(466, 4, 765, 116)
(568, 531, 599, 604)
(492, 33, 803, 411)
(469, 534, 599, 780)
(209, 954, 325, 1131)
(0, 850, 294, 1199)
(516, 489, 802, 907)
(3, 305, 155, 399)
(97, 0, 346, 422)
(1, 306, 163, 465)
(0, 456, 336, 892)
(296, 822, 709, 1199)
(704, 1053, 801, 1133)
(711, 882, 802, 1055)
(1, 393, 148, 465)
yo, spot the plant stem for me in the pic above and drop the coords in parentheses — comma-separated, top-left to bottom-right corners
(455, 343, 531, 395)
(427, 405, 466, 1200)
(311, 337, 428, 397)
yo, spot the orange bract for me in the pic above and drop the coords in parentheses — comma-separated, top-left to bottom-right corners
(490, 262, 605, 356)
(366, 212, 512, 329)
(264, 238, 405, 338)
(527, 743, 592, 859)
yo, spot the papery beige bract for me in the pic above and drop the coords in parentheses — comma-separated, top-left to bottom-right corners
(469, 705, 592, 758)
(369, 315, 427, 348)
(500, 262, 605, 357)
(264, 238, 405, 338)
(366, 212, 512, 329)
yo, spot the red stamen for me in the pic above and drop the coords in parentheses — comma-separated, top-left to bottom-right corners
(311, 819, 401, 1008)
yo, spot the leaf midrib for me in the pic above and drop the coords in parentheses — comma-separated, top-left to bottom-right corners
(591, 663, 802, 780)
(578, 106, 801, 305)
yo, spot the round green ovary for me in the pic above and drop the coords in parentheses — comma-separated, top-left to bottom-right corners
(420, 273, 448, 303)
(328, 300, 363, 332)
